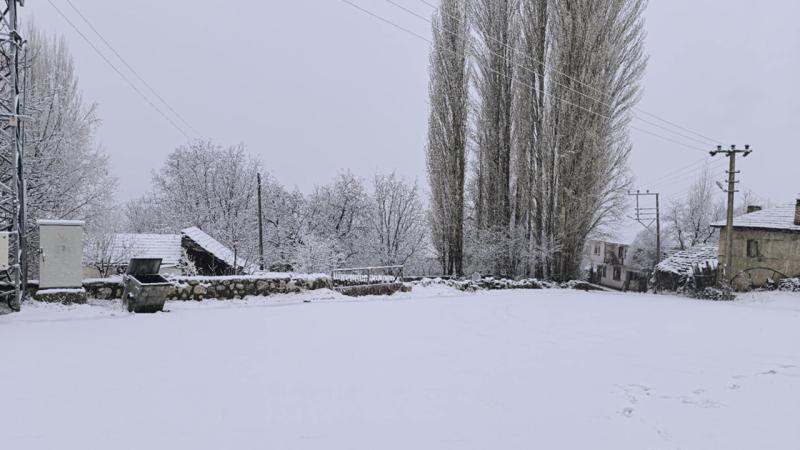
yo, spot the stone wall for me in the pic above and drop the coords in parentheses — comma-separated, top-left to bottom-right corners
(33, 288, 88, 304)
(416, 277, 605, 292)
(84, 278, 124, 300)
(168, 275, 332, 301)
(80, 274, 333, 301)
(719, 228, 800, 289)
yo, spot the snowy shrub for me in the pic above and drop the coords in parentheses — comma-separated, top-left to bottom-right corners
(775, 278, 800, 292)
(177, 248, 198, 276)
(291, 234, 345, 274)
(689, 287, 735, 301)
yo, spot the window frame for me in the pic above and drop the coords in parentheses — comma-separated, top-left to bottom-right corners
(746, 239, 759, 258)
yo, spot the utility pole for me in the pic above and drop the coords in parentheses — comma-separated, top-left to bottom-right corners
(256, 173, 265, 271)
(0, 0, 28, 313)
(710, 144, 752, 286)
(628, 190, 661, 267)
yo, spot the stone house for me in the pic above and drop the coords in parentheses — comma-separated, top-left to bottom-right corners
(84, 226, 246, 278)
(586, 239, 649, 291)
(711, 199, 800, 290)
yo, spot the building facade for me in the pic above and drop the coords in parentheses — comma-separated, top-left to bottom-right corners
(712, 200, 800, 290)
(586, 240, 648, 291)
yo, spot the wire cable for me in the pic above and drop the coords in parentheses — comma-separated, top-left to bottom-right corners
(46, 0, 194, 140)
(343, 0, 709, 153)
(413, 0, 723, 145)
(63, 0, 202, 138)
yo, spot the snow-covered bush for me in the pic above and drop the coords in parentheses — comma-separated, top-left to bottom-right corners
(177, 248, 199, 276)
(291, 234, 345, 274)
(689, 287, 735, 301)
(774, 278, 800, 292)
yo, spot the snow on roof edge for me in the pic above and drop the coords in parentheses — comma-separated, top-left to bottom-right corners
(181, 227, 240, 270)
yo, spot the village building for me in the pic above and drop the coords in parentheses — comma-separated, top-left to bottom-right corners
(651, 244, 719, 292)
(585, 238, 649, 291)
(711, 200, 800, 290)
(84, 226, 246, 278)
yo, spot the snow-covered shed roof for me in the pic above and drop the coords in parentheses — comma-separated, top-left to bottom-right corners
(181, 227, 240, 269)
(654, 244, 718, 276)
(102, 228, 240, 272)
(112, 233, 183, 267)
(711, 204, 800, 233)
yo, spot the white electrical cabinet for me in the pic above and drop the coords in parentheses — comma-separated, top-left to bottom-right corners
(38, 220, 84, 289)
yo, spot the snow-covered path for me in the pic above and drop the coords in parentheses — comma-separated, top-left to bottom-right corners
(1, 287, 799, 449)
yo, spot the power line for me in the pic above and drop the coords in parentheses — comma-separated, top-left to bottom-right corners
(648, 155, 709, 186)
(63, 0, 202, 138)
(343, 0, 708, 153)
(665, 160, 729, 202)
(650, 158, 725, 191)
(412, 0, 722, 146)
(46, 0, 194, 140)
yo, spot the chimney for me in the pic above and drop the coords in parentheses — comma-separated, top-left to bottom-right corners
(795, 196, 800, 226)
(747, 205, 762, 214)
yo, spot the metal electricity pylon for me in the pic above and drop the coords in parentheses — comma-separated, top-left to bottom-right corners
(0, 0, 27, 312)
(628, 190, 661, 268)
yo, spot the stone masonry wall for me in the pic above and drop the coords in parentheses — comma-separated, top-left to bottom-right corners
(718, 228, 800, 289)
(81, 274, 333, 301)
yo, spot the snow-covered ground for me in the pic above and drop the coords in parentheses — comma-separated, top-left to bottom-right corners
(1, 286, 799, 449)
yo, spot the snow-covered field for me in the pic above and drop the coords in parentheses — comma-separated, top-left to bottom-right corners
(1, 286, 799, 449)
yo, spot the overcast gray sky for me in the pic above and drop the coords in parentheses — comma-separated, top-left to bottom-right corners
(27, 0, 800, 211)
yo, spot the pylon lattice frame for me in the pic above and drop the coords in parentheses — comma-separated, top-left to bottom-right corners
(0, 0, 26, 311)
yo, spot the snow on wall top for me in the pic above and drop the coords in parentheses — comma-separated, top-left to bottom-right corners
(711, 204, 800, 232)
(181, 227, 239, 269)
(37, 219, 85, 227)
(655, 244, 718, 275)
(112, 233, 182, 267)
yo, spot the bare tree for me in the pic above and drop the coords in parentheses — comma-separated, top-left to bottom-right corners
(426, 0, 469, 276)
(367, 173, 426, 266)
(305, 171, 369, 265)
(261, 176, 306, 268)
(471, 0, 518, 276)
(666, 164, 725, 250)
(512, 0, 549, 277)
(19, 23, 117, 276)
(146, 140, 261, 268)
(83, 210, 132, 278)
(536, 0, 645, 279)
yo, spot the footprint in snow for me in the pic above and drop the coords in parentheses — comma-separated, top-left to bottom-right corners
(621, 407, 634, 418)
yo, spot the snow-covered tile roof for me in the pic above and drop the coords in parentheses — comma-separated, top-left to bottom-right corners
(181, 227, 239, 269)
(112, 233, 183, 267)
(711, 204, 800, 232)
(655, 244, 718, 276)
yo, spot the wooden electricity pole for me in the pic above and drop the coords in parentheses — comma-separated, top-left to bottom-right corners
(710, 144, 752, 286)
(257, 172, 265, 271)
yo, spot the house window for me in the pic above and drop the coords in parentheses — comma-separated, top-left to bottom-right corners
(594, 244, 600, 256)
(747, 240, 759, 258)
(597, 265, 607, 278)
(613, 266, 622, 281)
(618, 246, 625, 260)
